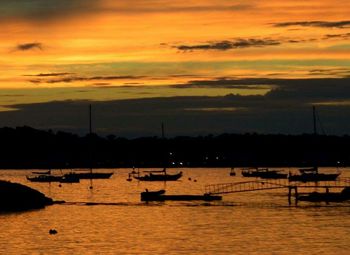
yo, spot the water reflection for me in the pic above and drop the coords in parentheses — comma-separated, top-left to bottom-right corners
(0, 168, 349, 254)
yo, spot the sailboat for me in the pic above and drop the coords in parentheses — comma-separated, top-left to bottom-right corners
(65, 171, 113, 180)
(68, 105, 114, 180)
(241, 167, 287, 179)
(288, 106, 341, 182)
(27, 169, 80, 183)
(26, 174, 62, 183)
(132, 123, 183, 182)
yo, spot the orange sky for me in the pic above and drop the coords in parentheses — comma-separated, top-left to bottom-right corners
(0, 0, 349, 111)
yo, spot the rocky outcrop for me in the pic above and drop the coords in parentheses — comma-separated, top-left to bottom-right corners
(0, 180, 53, 212)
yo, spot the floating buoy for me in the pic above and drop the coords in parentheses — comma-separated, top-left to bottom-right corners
(194, 179, 197, 182)
(58, 184, 62, 187)
(49, 229, 57, 235)
(188, 177, 192, 181)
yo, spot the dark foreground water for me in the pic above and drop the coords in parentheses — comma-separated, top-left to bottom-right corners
(0, 168, 349, 255)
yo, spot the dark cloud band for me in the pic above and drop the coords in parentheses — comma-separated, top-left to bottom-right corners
(29, 75, 145, 84)
(176, 38, 280, 51)
(273, 20, 350, 29)
(16, 42, 42, 51)
(24, 73, 74, 77)
(2, 77, 350, 136)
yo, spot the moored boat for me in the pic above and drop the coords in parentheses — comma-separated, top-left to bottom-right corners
(26, 173, 81, 183)
(133, 169, 182, 181)
(288, 167, 340, 182)
(242, 168, 287, 179)
(298, 187, 350, 202)
(65, 171, 113, 180)
(32, 170, 51, 175)
(140, 189, 222, 201)
(26, 174, 63, 183)
(289, 107, 341, 182)
(59, 174, 80, 183)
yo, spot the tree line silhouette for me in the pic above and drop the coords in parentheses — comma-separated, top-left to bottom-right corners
(0, 126, 349, 169)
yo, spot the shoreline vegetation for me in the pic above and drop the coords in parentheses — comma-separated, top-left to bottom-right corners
(0, 126, 349, 169)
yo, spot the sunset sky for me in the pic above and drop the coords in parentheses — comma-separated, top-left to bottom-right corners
(1, 0, 350, 136)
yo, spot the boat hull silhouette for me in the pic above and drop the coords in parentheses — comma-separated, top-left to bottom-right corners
(26, 175, 63, 182)
(242, 168, 287, 179)
(289, 173, 340, 182)
(26, 174, 80, 183)
(289, 167, 340, 182)
(65, 172, 113, 180)
(298, 187, 350, 202)
(134, 171, 182, 181)
(141, 190, 222, 201)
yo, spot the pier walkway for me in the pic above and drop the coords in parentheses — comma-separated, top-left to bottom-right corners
(204, 178, 350, 195)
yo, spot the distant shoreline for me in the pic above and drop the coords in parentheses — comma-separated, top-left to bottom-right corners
(0, 165, 347, 170)
(0, 126, 349, 169)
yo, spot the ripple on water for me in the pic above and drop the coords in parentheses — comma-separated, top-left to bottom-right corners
(0, 168, 349, 254)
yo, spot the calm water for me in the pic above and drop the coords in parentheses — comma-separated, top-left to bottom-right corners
(0, 168, 349, 255)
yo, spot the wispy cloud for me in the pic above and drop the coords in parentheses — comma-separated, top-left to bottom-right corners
(15, 42, 42, 51)
(308, 68, 350, 77)
(323, 33, 350, 39)
(181, 78, 275, 88)
(273, 20, 350, 29)
(175, 38, 280, 51)
(24, 72, 74, 77)
(177, 77, 350, 97)
(29, 75, 145, 84)
(174, 31, 350, 52)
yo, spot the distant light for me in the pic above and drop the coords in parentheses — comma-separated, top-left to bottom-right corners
(179, 162, 183, 165)
(172, 162, 175, 165)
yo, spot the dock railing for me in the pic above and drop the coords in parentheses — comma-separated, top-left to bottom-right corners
(205, 178, 350, 195)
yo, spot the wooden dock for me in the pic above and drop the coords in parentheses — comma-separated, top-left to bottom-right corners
(204, 178, 350, 204)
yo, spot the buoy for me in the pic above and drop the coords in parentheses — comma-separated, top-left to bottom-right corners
(194, 179, 197, 182)
(188, 177, 192, 181)
(58, 184, 62, 187)
(49, 229, 57, 235)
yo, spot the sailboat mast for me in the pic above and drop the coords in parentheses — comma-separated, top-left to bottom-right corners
(89, 104, 92, 135)
(312, 106, 317, 135)
(161, 122, 167, 172)
(312, 106, 319, 172)
(89, 104, 93, 189)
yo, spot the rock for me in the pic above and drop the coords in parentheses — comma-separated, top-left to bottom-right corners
(49, 229, 57, 235)
(0, 180, 53, 212)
